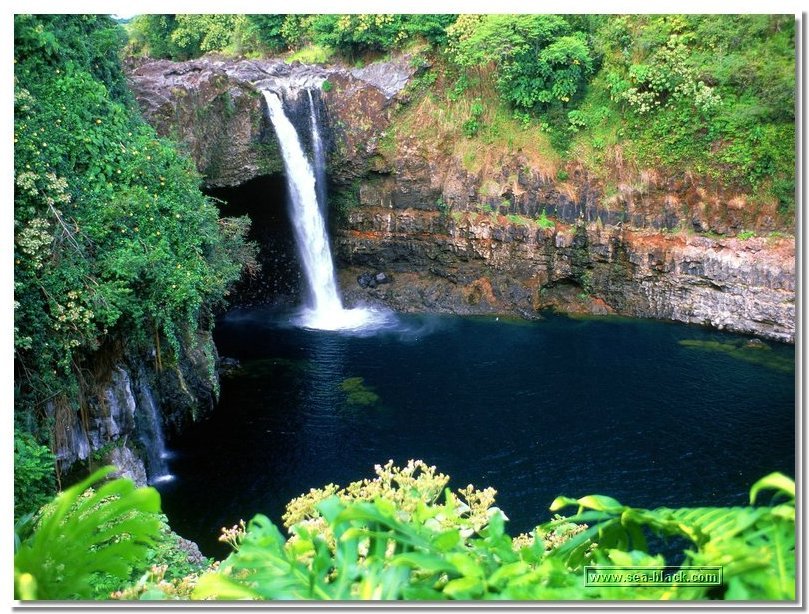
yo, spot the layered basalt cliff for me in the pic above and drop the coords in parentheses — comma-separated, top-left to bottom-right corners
(337, 208, 794, 342)
(127, 55, 796, 343)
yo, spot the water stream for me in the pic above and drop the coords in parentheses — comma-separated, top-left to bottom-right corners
(136, 378, 173, 485)
(262, 89, 391, 332)
(307, 89, 328, 216)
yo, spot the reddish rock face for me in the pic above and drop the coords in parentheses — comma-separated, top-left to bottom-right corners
(127, 55, 795, 342)
(335, 208, 794, 342)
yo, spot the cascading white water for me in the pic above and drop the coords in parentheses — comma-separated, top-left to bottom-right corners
(307, 89, 328, 215)
(263, 89, 391, 331)
(139, 382, 173, 484)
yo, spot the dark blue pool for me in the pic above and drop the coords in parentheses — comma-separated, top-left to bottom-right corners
(158, 309, 795, 557)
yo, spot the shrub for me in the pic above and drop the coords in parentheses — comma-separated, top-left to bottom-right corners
(286, 44, 334, 65)
(14, 15, 256, 431)
(13, 462, 795, 601)
(191, 467, 794, 601)
(537, 210, 556, 229)
(448, 15, 594, 112)
(14, 431, 55, 522)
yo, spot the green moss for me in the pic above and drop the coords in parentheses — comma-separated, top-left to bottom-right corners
(678, 338, 793, 372)
(340, 377, 380, 407)
(286, 44, 334, 65)
(254, 140, 284, 176)
(537, 210, 555, 229)
(330, 180, 361, 223)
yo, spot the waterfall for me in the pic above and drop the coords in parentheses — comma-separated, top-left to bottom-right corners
(263, 89, 391, 331)
(137, 381, 173, 484)
(307, 89, 328, 215)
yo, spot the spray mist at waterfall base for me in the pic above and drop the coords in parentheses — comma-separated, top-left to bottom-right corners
(223, 303, 421, 339)
(294, 304, 398, 333)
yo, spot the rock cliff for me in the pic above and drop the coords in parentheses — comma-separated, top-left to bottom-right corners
(127, 54, 414, 187)
(337, 208, 794, 342)
(127, 55, 795, 343)
(52, 332, 219, 479)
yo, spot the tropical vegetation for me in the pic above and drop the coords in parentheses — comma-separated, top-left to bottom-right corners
(13, 14, 797, 602)
(126, 13, 796, 214)
(15, 463, 795, 601)
(14, 14, 256, 518)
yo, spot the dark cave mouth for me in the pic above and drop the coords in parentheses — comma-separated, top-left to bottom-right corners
(206, 175, 303, 308)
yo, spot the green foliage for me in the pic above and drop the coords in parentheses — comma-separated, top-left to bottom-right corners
(127, 14, 457, 62)
(462, 118, 481, 138)
(537, 210, 556, 229)
(278, 15, 317, 50)
(170, 15, 246, 57)
(286, 44, 334, 65)
(401, 14, 458, 46)
(127, 14, 262, 59)
(448, 15, 594, 112)
(506, 214, 529, 226)
(194, 460, 503, 600)
(606, 29, 721, 115)
(462, 98, 485, 137)
(407, 66, 439, 95)
(309, 15, 457, 59)
(90, 512, 212, 599)
(10, 461, 796, 601)
(190, 468, 794, 601)
(14, 466, 162, 600)
(15, 14, 130, 103)
(126, 15, 183, 59)
(311, 14, 406, 57)
(321, 79, 333, 92)
(244, 14, 287, 52)
(14, 431, 56, 522)
(330, 181, 361, 222)
(586, 14, 795, 211)
(14, 15, 254, 424)
(281, 460, 496, 540)
(547, 472, 795, 599)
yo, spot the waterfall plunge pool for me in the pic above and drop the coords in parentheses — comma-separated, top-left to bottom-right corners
(157, 308, 795, 557)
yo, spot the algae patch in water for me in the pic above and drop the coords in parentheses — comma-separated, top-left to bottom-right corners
(340, 377, 380, 407)
(678, 339, 793, 373)
(227, 357, 312, 381)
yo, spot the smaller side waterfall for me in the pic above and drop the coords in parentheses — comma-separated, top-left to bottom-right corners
(136, 379, 174, 484)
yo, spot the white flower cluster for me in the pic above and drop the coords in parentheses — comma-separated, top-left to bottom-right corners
(16, 217, 52, 270)
(619, 35, 721, 115)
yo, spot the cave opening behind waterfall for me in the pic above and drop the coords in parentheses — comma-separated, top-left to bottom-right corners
(207, 175, 305, 308)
